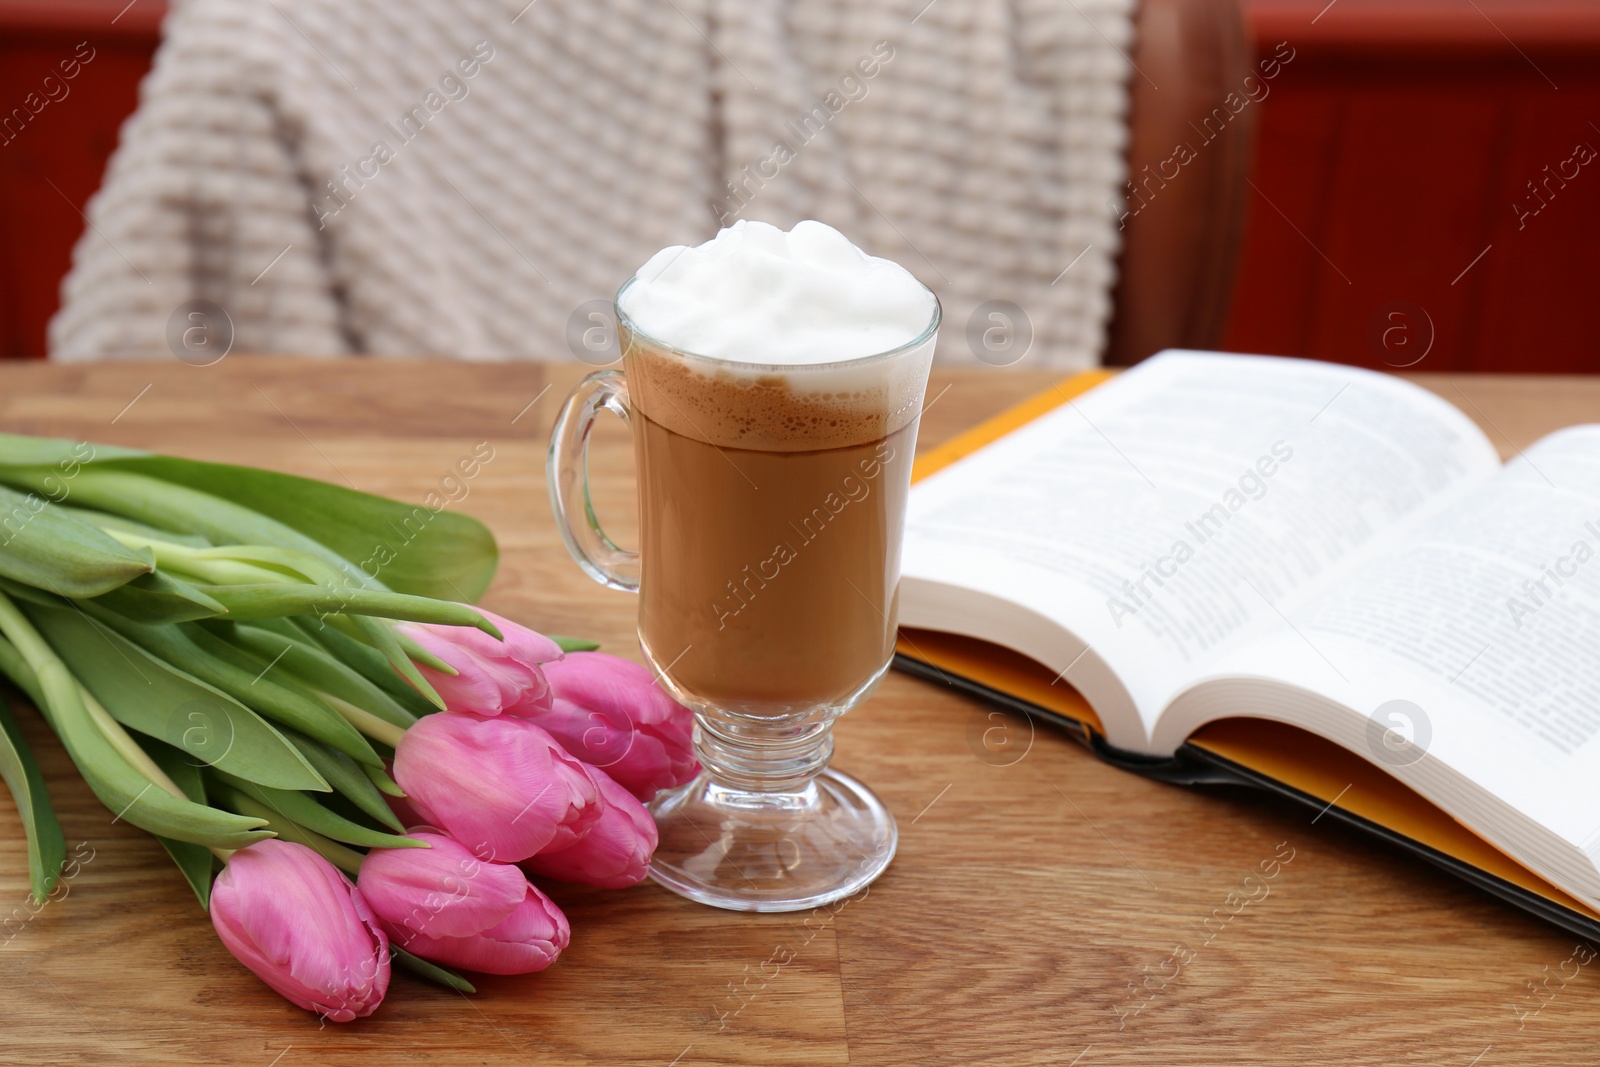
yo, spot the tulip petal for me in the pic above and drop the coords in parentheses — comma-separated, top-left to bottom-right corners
(523, 653, 698, 801)
(211, 840, 389, 1021)
(399, 883, 570, 975)
(393, 714, 602, 862)
(524, 769, 657, 889)
(359, 832, 526, 940)
(397, 610, 561, 718)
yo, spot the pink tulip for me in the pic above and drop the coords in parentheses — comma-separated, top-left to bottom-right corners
(358, 832, 569, 974)
(520, 652, 698, 802)
(524, 768, 657, 889)
(402, 880, 570, 975)
(393, 712, 603, 862)
(398, 608, 564, 717)
(210, 840, 390, 1022)
(359, 831, 525, 938)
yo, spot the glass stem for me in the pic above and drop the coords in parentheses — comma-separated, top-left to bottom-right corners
(693, 708, 838, 794)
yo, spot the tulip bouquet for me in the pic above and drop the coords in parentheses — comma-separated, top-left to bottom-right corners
(0, 434, 696, 1021)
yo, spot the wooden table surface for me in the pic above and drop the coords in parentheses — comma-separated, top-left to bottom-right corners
(1, 358, 1598, 1066)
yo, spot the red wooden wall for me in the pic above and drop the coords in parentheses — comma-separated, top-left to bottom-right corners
(1225, 0, 1600, 372)
(1, 0, 1597, 372)
(0, 0, 164, 361)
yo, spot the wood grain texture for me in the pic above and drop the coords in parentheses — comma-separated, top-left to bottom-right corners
(0, 358, 1597, 1066)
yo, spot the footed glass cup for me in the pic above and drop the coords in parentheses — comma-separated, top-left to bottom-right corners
(547, 280, 939, 912)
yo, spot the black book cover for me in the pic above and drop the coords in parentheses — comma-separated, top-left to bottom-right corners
(893, 652, 1600, 942)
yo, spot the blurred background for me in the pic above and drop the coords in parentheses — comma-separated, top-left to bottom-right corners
(1, 0, 1597, 371)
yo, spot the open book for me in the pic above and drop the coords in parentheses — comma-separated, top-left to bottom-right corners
(896, 351, 1600, 934)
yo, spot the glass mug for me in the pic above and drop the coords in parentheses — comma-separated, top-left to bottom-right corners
(548, 278, 939, 912)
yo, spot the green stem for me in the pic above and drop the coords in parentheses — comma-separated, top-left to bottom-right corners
(215, 784, 365, 876)
(319, 692, 407, 748)
(76, 686, 185, 798)
(76, 656, 229, 862)
(0, 591, 270, 849)
(0, 591, 58, 673)
(98, 530, 294, 586)
(362, 761, 406, 798)
(390, 627, 457, 675)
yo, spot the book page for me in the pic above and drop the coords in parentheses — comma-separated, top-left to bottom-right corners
(1180, 427, 1600, 857)
(900, 351, 1500, 749)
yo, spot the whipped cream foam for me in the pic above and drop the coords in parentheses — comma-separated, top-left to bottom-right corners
(617, 220, 936, 365)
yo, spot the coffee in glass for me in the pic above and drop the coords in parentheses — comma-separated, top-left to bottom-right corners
(549, 220, 938, 911)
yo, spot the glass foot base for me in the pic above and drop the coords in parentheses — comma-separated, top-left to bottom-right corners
(647, 767, 897, 913)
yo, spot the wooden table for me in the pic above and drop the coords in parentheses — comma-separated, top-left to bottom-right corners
(1, 358, 1597, 1066)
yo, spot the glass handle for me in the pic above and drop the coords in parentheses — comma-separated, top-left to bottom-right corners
(547, 371, 640, 593)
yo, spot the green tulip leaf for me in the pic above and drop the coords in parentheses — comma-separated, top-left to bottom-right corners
(156, 836, 216, 912)
(210, 783, 364, 875)
(58, 505, 211, 549)
(24, 604, 328, 793)
(0, 484, 153, 598)
(213, 770, 424, 851)
(3, 467, 377, 587)
(339, 613, 446, 711)
(551, 635, 601, 652)
(35, 661, 272, 848)
(362, 760, 405, 798)
(0, 644, 66, 903)
(223, 623, 418, 730)
(86, 570, 228, 624)
(0, 453, 494, 602)
(0, 433, 499, 600)
(282, 730, 406, 833)
(0, 434, 142, 468)
(277, 617, 435, 717)
(95, 613, 382, 769)
(111, 455, 498, 602)
(143, 739, 217, 910)
(189, 582, 495, 633)
(143, 736, 206, 802)
(0, 592, 271, 850)
(391, 945, 477, 994)
(389, 628, 456, 675)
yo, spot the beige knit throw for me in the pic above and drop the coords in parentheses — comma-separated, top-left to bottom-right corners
(49, 0, 1134, 368)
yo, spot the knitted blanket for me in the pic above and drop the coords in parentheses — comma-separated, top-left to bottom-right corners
(50, 0, 1134, 367)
